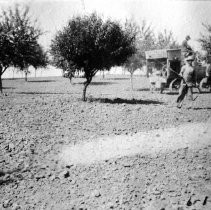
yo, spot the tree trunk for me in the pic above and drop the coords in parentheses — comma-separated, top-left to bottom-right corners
(123, 68, 126, 75)
(25, 72, 28, 82)
(13, 69, 15, 80)
(69, 75, 74, 84)
(0, 73, 2, 94)
(0, 67, 8, 93)
(69, 77, 72, 84)
(130, 73, 134, 90)
(35, 69, 37, 78)
(146, 61, 149, 78)
(82, 75, 92, 101)
(82, 81, 89, 101)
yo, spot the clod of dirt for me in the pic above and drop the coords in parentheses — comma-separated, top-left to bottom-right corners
(11, 203, 21, 210)
(49, 174, 56, 181)
(2, 199, 13, 208)
(186, 196, 192, 206)
(58, 170, 70, 179)
(91, 190, 101, 198)
(203, 196, 208, 205)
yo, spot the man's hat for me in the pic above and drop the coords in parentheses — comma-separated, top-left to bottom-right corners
(186, 35, 191, 40)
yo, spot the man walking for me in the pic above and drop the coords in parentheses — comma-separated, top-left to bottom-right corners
(176, 55, 196, 108)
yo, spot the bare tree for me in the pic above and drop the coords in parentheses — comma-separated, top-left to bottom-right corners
(137, 20, 156, 58)
(124, 53, 142, 90)
(156, 29, 180, 49)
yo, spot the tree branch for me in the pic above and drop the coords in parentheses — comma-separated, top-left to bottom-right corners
(2, 66, 8, 74)
(92, 69, 98, 77)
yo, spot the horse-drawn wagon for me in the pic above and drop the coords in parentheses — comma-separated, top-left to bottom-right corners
(145, 49, 211, 93)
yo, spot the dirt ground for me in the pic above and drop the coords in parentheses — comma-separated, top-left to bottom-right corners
(0, 74, 211, 210)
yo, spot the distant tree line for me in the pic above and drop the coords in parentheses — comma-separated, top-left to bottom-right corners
(198, 23, 211, 54)
(1, 4, 211, 100)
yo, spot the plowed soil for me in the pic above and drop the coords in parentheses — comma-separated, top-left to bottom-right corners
(0, 75, 211, 210)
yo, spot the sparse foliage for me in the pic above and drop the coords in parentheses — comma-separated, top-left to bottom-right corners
(124, 53, 142, 90)
(198, 23, 211, 54)
(50, 13, 136, 101)
(124, 21, 179, 83)
(156, 29, 179, 49)
(31, 45, 48, 78)
(137, 20, 156, 60)
(124, 19, 142, 90)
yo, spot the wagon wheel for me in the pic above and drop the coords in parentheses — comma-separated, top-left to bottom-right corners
(199, 77, 211, 92)
(161, 65, 174, 78)
(169, 78, 181, 92)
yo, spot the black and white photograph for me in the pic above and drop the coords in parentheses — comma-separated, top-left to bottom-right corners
(0, 0, 211, 209)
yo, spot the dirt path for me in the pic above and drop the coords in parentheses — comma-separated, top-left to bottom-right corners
(60, 119, 211, 165)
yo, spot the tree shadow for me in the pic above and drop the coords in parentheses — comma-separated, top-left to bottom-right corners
(91, 81, 117, 85)
(107, 77, 130, 81)
(2, 78, 22, 81)
(2, 87, 15, 90)
(165, 92, 178, 95)
(196, 91, 211, 94)
(0, 178, 14, 186)
(27, 80, 56, 83)
(165, 91, 209, 95)
(190, 107, 211, 110)
(136, 88, 150, 91)
(89, 97, 164, 105)
(77, 81, 116, 85)
(16, 92, 70, 95)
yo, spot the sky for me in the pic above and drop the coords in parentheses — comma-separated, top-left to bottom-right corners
(0, 0, 211, 52)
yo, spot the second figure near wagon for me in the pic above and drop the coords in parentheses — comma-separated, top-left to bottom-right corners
(176, 55, 196, 108)
(181, 35, 193, 58)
